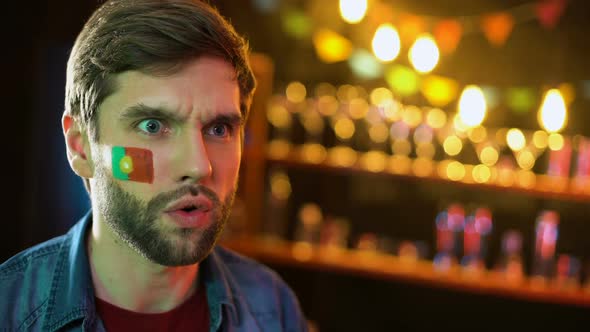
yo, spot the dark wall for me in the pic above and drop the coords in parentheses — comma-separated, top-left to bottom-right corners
(2, 1, 99, 262)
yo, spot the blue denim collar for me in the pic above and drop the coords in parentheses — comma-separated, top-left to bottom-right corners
(41, 211, 238, 331)
(43, 211, 96, 330)
(201, 246, 240, 330)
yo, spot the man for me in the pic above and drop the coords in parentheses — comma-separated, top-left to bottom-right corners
(0, 0, 307, 330)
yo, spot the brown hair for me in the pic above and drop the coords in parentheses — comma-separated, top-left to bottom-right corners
(65, 0, 255, 191)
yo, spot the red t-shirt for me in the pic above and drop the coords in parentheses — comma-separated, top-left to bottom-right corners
(95, 286, 209, 331)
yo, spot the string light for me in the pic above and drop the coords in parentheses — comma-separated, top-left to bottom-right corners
(339, 0, 368, 24)
(458, 85, 487, 128)
(372, 24, 401, 62)
(539, 89, 567, 133)
(409, 34, 440, 73)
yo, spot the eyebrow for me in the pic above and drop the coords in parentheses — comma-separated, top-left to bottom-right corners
(119, 103, 244, 126)
(208, 113, 245, 128)
(120, 103, 187, 123)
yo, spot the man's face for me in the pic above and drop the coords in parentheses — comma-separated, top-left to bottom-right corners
(88, 56, 243, 266)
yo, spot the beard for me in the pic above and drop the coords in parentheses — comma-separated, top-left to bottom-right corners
(93, 168, 235, 266)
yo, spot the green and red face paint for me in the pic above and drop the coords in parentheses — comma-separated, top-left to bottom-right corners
(112, 146, 154, 183)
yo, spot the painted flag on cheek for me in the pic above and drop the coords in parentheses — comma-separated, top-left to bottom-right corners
(112, 146, 154, 183)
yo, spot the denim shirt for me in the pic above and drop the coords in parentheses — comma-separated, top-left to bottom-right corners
(0, 213, 308, 331)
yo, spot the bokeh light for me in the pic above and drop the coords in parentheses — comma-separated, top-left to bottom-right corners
(372, 24, 401, 62)
(313, 29, 353, 63)
(369, 123, 390, 143)
(328, 146, 358, 167)
(426, 108, 447, 129)
(361, 151, 387, 172)
(516, 150, 535, 170)
(401, 105, 423, 128)
(389, 155, 412, 174)
(479, 146, 499, 166)
(458, 85, 487, 127)
(467, 126, 487, 144)
(370, 87, 393, 106)
(317, 95, 339, 116)
(339, 0, 368, 24)
(267, 104, 292, 128)
(472, 164, 491, 183)
(548, 133, 564, 151)
(286, 81, 307, 103)
(301, 143, 327, 164)
(385, 65, 420, 96)
(538, 89, 567, 133)
(409, 34, 440, 73)
(421, 76, 459, 107)
(533, 130, 548, 149)
(443, 135, 463, 156)
(447, 161, 466, 181)
(349, 48, 383, 79)
(270, 170, 292, 200)
(334, 117, 356, 140)
(506, 128, 526, 151)
(348, 98, 369, 119)
(392, 139, 412, 156)
(412, 157, 434, 177)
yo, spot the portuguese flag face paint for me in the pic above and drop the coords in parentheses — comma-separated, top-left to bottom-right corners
(112, 146, 154, 183)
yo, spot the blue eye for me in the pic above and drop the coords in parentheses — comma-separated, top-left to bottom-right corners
(208, 123, 231, 138)
(138, 119, 162, 134)
(212, 124, 227, 136)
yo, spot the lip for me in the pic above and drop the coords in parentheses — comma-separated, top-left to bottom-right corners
(164, 195, 213, 228)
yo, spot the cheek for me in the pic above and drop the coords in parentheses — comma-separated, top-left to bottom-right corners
(210, 146, 241, 183)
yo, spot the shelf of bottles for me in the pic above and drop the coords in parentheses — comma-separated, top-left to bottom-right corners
(222, 233, 590, 308)
(233, 82, 590, 306)
(259, 82, 590, 202)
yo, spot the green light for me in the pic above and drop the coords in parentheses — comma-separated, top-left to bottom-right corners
(282, 9, 312, 39)
(348, 49, 382, 80)
(385, 65, 419, 96)
(506, 87, 535, 114)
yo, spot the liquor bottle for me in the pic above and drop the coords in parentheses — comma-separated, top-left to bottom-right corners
(461, 207, 492, 274)
(495, 230, 524, 284)
(433, 203, 465, 271)
(532, 210, 560, 281)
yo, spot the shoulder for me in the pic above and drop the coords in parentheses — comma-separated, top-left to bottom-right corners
(213, 246, 308, 331)
(0, 235, 66, 275)
(0, 235, 67, 328)
(213, 245, 288, 290)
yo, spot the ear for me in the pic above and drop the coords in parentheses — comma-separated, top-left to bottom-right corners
(62, 113, 94, 179)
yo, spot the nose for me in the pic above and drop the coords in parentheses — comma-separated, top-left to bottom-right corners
(175, 131, 212, 183)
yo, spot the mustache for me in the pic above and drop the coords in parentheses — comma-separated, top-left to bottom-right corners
(148, 185, 221, 212)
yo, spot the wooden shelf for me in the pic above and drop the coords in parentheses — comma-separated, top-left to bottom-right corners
(244, 145, 590, 203)
(221, 236, 590, 308)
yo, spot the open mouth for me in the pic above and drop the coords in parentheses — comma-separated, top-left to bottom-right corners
(181, 206, 198, 213)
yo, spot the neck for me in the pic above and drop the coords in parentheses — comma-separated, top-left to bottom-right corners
(87, 213, 200, 313)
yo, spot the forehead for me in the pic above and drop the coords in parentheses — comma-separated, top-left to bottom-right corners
(99, 57, 241, 121)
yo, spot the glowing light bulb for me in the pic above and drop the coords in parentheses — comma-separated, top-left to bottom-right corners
(458, 85, 487, 128)
(339, 0, 368, 24)
(506, 128, 526, 151)
(372, 24, 401, 62)
(409, 34, 440, 73)
(538, 89, 567, 133)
